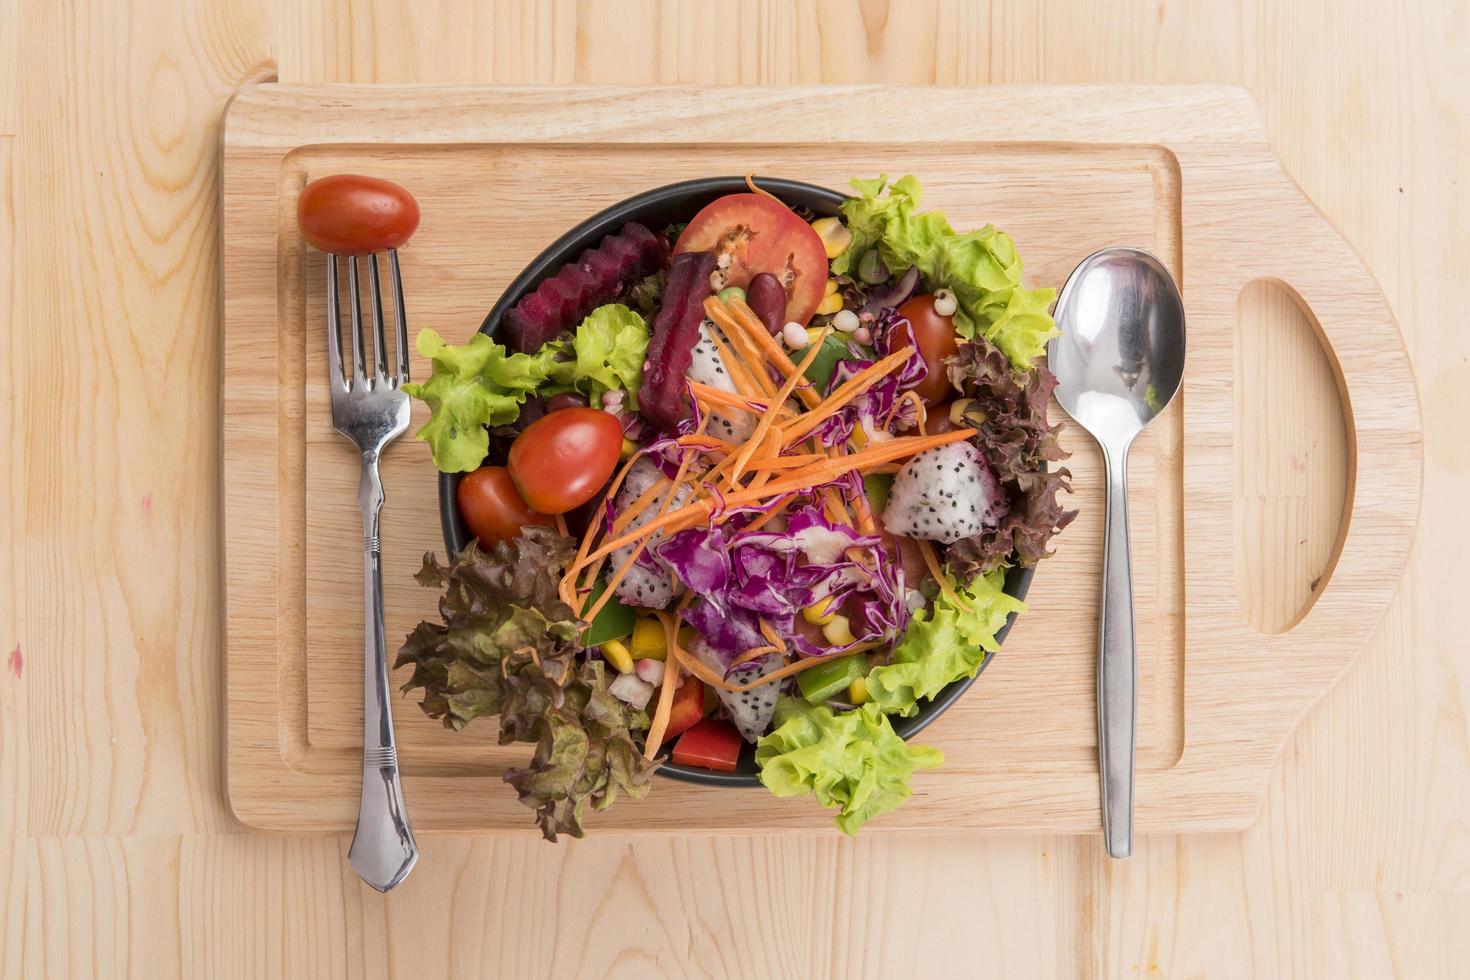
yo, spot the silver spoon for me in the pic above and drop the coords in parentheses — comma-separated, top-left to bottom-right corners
(1048, 247, 1186, 859)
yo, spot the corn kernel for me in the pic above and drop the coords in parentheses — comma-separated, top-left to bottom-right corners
(811, 216, 853, 258)
(619, 436, 638, 459)
(629, 617, 667, 660)
(802, 595, 839, 626)
(601, 639, 634, 674)
(948, 399, 977, 426)
(823, 277, 841, 297)
(816, 291, 845, 316)
(848, 676, 869, 705)
(677, 626, 698, 649)
(821, 614, 856, 647)
(806, 326, 827, 347)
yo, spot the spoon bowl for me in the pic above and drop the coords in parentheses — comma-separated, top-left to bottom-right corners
(1048, 246, 1185, 859)
(1050, 247, 1186, 446)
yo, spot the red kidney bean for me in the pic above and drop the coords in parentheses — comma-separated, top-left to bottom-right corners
(746, 273, 786, 335)
(545, 392, 589, 413)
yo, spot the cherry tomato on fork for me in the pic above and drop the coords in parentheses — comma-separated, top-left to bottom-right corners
(297, 174, 420, 255)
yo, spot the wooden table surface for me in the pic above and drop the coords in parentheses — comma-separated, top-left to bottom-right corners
(1, 2, 1462, 977)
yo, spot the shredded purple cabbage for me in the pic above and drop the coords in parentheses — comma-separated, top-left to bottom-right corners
(653, 490, 909, 668)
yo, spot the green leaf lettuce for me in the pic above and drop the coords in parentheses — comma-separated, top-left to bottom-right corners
(832, 174, 1058, 369)
(866, 568, 1026, 718)
(403, 304, 650, 473)
(755, 698, 943, 834)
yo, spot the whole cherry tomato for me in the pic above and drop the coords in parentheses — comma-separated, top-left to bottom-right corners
(507, 407, 623, 514)
(297, 174, 420, 256)
(892, 294, 960, 405)
(457, 466, 554, 546)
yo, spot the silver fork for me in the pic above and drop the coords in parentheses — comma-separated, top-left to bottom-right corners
(326, 250, 418, 892)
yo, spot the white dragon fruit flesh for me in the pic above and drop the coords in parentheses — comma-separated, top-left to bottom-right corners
(687, 319, 755, 443)
(611, 456, 691, 609)
(880, 441, 1006, 544)
(693, 638, 782, 743)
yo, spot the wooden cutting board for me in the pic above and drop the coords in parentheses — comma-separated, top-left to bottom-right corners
(222, 85, 1420, 835)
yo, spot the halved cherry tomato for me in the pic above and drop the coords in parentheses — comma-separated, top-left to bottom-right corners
(507, 406, 623, 514)
(892, 294, 961, 405)
(457, 466, 554, 546)
(671, 717, 744, 772)
(674, 194, 828, 324)
(658, 675, 707, 746)
(297, 174, 420, 256)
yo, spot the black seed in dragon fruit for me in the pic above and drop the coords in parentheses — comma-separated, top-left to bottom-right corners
(610, 457, 692, 609)
(881, 442, 1007, 544)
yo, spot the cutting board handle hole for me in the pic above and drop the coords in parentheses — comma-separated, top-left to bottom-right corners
(1233, 278, 1353, 634)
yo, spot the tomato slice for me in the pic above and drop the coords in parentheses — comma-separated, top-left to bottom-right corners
(297, 174, 420, 256)
(457, 466, 554, 546)
(674, 194, 829, 324)
(658, 675, 707, 746)
(507, 407, 623, 514)
(671, 718, 744, 772)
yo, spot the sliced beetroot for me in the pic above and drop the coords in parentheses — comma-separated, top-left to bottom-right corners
(502, 221, 670, 352)
(641, 250, 717, 432)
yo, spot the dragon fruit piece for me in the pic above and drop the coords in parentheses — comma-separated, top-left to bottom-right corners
(691, 638, 782, 743)
(881, 441, 1007, 544)
(687, 320, 755, 442)
(611, 457, 692, 608)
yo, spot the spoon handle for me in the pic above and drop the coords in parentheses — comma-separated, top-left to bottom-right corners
(1098, 442, 1136, 859)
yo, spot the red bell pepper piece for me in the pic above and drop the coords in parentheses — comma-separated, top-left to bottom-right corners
(671, 718, 744, 772)
(657, 675, 706, 746)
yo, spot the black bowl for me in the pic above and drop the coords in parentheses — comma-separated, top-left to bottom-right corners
(438, 176, 1036, 787)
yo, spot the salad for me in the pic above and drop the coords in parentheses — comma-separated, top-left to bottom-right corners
(396, 175, 1074, 839)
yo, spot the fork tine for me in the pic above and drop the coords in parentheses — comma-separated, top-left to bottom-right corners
(389, 250, 410, 384)
(326, 254, 345, 390)
(367, 254, 390, 383)
(347, 255, 368, 388)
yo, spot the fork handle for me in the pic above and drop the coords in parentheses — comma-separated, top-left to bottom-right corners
(347, 450, 418, 892)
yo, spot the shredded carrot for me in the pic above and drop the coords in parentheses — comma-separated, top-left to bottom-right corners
(708, 298, 822, 409)
(683, 645, 883, 694)
(885, 389, 928, 433)
(850, 483, 878, 536)
(728, 328, 830, 483)
(780, 346, 917, 446)
(579, 428, 977, 567)
(644, 612, 684, 758)
(917, 538, 974, 615)
(726, 425, 784, 491)
(758, 618, 787, 651)
(745, 452, 828, 471)
(678, 434, 736, 453)
(611, 480, 670, 534)
(688, 382, 774, 416)
(582, 422, 706, 622)
(745, 172, 787, 206)
(705, 312, 780, 400)
(702, 325, 773, 401)
(732, 644, 781, 666)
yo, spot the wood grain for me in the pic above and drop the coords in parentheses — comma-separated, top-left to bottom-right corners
(221, 86, 1418, 835)
(3, 0, 1463, 977)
